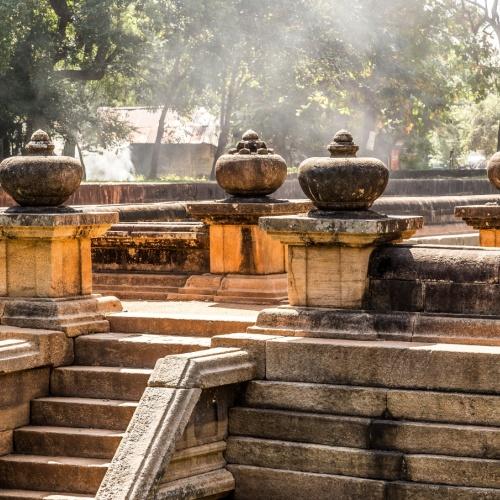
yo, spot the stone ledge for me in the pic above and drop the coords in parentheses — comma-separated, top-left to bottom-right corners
(259, 212, 423, 246)
(149, 348, 256, 389)
(249, 306, 500, 346)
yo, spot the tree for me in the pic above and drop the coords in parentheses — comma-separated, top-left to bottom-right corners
(0, 0, 146, 158)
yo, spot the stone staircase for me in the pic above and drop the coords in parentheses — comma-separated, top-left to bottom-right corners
(93, 272, 189, 301)
(0, 332, 211, 498)
(226, 337, 500, 499)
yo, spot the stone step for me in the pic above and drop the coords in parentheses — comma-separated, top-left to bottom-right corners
(14, 426, 122, 459)
(50, 366, 151, 401)
(93, 286, 173, 301)
(228, 465, 500, 500)
(265, 338, 500, 393)
(243, 380, 500, 426)
(93, 272, 187, 287)
(0, 339, 35, 359)
(0, 455, 108, 494)
(226, 437, 500, 488)
(108, 312, 253, 337)
(0, 490, 93, 499)
(75, 333, 211, 368)
(229, 407, 500, 458)
(31, 397, 137, 431)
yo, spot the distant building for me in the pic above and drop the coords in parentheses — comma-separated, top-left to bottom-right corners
(99, 106, 220, 179)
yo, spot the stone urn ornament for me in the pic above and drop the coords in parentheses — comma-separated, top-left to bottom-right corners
(0, 130, 83, 207)
(298, 130, 389, 211)
(487, 151, 500, 191)
(215, 129, 287, 198)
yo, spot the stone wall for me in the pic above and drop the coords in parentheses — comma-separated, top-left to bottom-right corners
(366, 244, 500, 315)
(0, 176, 495, 207)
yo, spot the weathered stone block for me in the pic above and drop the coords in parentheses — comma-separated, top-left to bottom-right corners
(226, 436, 402, 480)
(404, 454, 500, 489)
(229, 407, 370, 448)
(229, 465, 387, 500)
(149, 348, 255, 389)
(265, 338, 500, 393)
(243, 380, 387, 417)
(366, 279, 423, 312)
(0, 368, 49, 407)
(423, 282, 500, 315)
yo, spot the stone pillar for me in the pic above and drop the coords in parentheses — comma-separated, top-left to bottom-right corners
(259, 130, 422, 310)
(169, 130, 311, 304)
(0, 131, 121, 335)
(171, 200, 310, 304)
(0, 211, 120, 335)
(455, 152, 500, 247)
(260, 213, 421, 308)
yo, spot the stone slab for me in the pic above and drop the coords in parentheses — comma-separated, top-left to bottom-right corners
(0, 296, 118, 337)
(226, 436, 402, 480)
(187, 199, 311, 225)
(250, 305, 500, 346)
(0, 368, 49, 407)
(228, 465, 386, 500)
(404, 454, 500, 489)
(265, 338, 500, 393)
(260, 212, 423, 246)
(229, 407, 370, 449)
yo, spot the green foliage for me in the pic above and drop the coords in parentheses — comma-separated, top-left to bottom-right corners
(430, 93, 500, 165)
(0, 0, 498, 174)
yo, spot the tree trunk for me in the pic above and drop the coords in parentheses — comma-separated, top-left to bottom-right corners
(149, 104, 168, 179)
(210, 66, 238, 180)
(497, 120, 500, 152)
(75, 141, 86, 180)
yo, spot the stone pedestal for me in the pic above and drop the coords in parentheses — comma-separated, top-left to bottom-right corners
(259, 211, 422, 308)
(455, 204, 500, 247)
(0, 209, 121, 335)
(169, 199, 311, 304)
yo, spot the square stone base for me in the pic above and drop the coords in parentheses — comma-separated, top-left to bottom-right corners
(288, 245, 374, 308)
(0, 294, 122, 337)
(168, 273, 287, 305)
(210, 224, 286, 275)
(479, 229, 500, 247)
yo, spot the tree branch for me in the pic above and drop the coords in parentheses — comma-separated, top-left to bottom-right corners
(56, 68, 106, 81)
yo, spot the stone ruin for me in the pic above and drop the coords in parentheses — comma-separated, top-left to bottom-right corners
(0, 129, 497, 498)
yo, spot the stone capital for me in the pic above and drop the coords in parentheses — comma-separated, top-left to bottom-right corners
(186, 199, 311, 226)
(455, 204, 500, 230)
(259, 212, 423, 247)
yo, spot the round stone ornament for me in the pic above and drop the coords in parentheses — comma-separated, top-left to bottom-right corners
(298, 130, 389, 211)
(0, 130, 83, 207)
(487, 151, 500, 190)
(215, 130, 287, 198)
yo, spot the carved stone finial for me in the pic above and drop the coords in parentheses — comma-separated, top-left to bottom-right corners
(298, 129, 389, 211)
(230, 130, 269, 155)
(26, 130, 55, 156)
(216, 129, 287, 198)
(487, 152, 500, 190)
(327, 129, 359, 158)
(0, 130, 83, 207)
